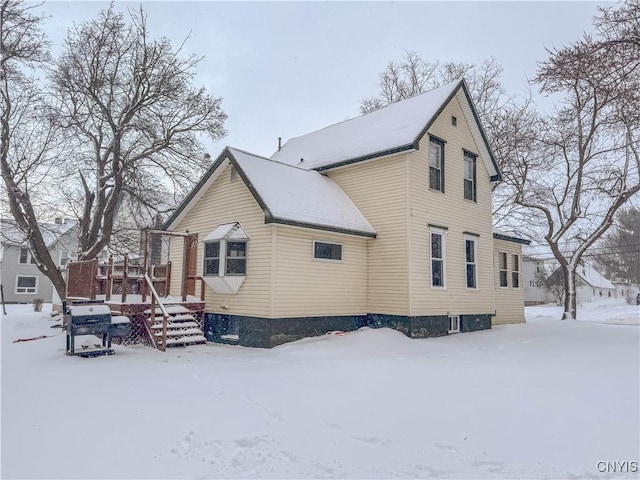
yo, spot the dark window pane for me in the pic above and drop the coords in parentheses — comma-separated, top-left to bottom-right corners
(464, 179, 474, 200)
(430, 168, 441, 191)
(205, 242, 219, 258)
(314, 242, 342, 260)
(226, 258, 246, 275)
(204, 259, 219, 275)
(467, 264, 476, 288)
(465, 239, 474, 262)
(500, 271, 508, 287)
(512, 272, 519, 288)
(431, 233, 442, 259)
(432, 260, 443, 286)
(227, 241, 246, 258)
(17, 276, 36, 288)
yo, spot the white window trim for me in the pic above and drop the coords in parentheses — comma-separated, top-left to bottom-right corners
(498, 251, 508, 288)
(312, 240, 343, 263)
(430, 227, 446, 289)
(464, 235, 478, 290)
(15, 274, 38, 294)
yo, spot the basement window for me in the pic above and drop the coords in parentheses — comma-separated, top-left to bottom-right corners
(448, 315, 460, 334)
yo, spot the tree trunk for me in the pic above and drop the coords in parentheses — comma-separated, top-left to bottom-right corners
(562, 266, 577, 319)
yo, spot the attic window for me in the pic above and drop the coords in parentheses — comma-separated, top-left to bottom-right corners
(230, 166, 239, 182)
(451, 116, 457, 126)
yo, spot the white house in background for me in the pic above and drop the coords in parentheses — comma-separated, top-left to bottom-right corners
(613, 282, 639, 303)
(0, 218, 78, 303)
(523, 245, 555, 305)
(574, 265, 616, 303)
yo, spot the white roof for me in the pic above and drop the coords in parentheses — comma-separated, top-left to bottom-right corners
(270, 79, 499, 179)
(577, 265, 615, 290)
(204, 222, 250, 241)
(229, 147, 376, 237)
(1, 218, 77, 248)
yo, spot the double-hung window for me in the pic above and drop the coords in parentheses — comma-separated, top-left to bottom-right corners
(429, 137, 445, 193)
(463, 151, 477, 202)
(465, 235, 477, 289)
(18, 248, 36, 264)
(430, 228, 446, 287)
(511, 254, 520, 288)
(203, 240, 247, 276)
(498, 252, 508, 287)
(204, 241, 220, 275)
(226, 241, 247, 275)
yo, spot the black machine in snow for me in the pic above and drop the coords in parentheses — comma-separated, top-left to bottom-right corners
(63, 302, 131, 357)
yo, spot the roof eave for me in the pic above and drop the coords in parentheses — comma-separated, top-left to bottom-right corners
(266, 215, 377, 239)
(493, 232, 531, 245)
(314, 144, 416, 172)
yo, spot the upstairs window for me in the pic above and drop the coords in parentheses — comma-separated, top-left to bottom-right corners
(463, 151, 477, 202)
(59, 250, 72, 266)
(314, 241, 343, 261)
(512, 254, 520, 288)
(498, 252, 508, 287)
(430, 228, 446, 287)
(429, 137, 445, 193)
(18, 248, 36, 264)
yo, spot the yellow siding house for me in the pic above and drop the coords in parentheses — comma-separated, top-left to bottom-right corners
(163, 79, 529, 347)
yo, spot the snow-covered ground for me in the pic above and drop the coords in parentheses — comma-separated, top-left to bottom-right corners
(2, 300, 638, 479)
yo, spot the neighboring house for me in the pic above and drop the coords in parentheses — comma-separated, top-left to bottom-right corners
(103, 191, 173, 264)
(523, 246, 556, 305)
(163, 79, 529, 348)
(544, 263, 616, 304)
(0, 218, 78, 304)
(574, 265, 616, 303)
(613, 281, 639, 303)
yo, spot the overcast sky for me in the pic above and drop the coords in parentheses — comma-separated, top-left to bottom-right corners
(39, 1, 609, 158)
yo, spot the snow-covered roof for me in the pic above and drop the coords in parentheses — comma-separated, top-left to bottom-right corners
(163, 147, 376, 238)
(0, 218, 77, 248)
(204, 222, 250, 241)
(271, 79, 501, 180)
(229, 147, 376, 237)
(577, 265, 615, 290)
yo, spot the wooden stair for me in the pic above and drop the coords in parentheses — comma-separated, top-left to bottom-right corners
(144, 304, 206, 349)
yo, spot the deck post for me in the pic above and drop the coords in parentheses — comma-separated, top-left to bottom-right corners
(121, 254, 128, 303)
(181, 232, 189, 302)
(165, 261, 172, 297)
(106, 256, 113, 301)
(141, 229, 149, 303)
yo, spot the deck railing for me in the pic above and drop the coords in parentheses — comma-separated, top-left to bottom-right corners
(66, 255, 171, 302)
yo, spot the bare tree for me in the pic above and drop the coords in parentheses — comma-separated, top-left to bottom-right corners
(592, 207, 640, 284)
(49, 5, 227, 262)
(0, 0, 69, 297)
(508, 1, 640, 319)
(2, 3, 227, 300)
